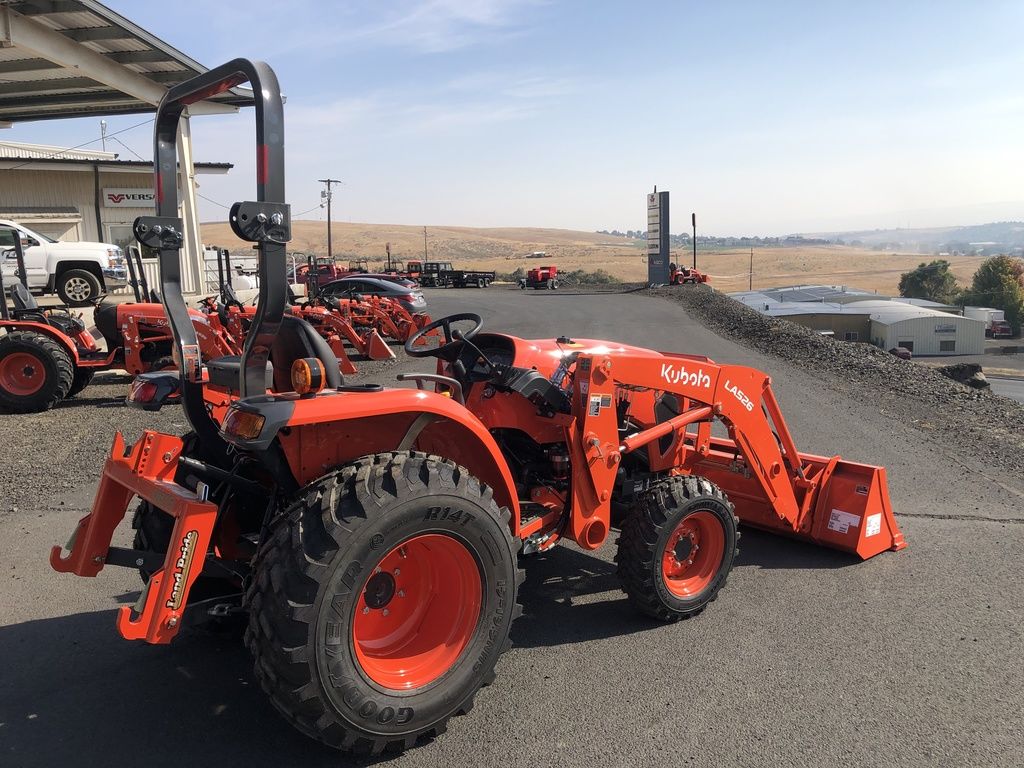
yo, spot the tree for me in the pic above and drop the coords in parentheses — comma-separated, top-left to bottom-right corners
(961, 255, 1024, 333)
(898, 259, 960, 303)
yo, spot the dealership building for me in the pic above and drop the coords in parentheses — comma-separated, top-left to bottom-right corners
(731, 285, 985, 356)
(0, 140, 230, 252)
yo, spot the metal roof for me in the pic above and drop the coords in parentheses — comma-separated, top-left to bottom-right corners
(0, 139, 231, 170)
(0, 138, 115, 159)
(730, 289, 984, 326)
(0, 0, 253, 123)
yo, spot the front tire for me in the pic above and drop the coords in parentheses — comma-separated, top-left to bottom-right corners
(0, 331, 73, 412)
(57, 269, 102, 306)
(246, 452, 523, 755)
(616, 475, 738, 622)
(67, 367, 94, 398)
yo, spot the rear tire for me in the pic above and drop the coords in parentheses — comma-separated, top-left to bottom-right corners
(0, 330, 73, 412)
(57, 269, 102, 307)
(246, 452, 523, 755)
(66, 367, 94, 398)
(615, 475, 738, 622)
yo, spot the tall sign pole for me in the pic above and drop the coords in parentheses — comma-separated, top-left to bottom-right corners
(646, 187, 670, 284)
(319, 178, 342, 261)
(691, 212, 697, 269)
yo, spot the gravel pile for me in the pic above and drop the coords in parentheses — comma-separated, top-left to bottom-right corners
(649, 284, 1024, 474)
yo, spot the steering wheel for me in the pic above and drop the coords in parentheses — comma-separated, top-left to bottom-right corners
(404, 312, 483, 359)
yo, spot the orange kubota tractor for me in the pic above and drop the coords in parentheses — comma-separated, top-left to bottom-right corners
(669, 261, 709, 285)
(50, 61, 905, 757)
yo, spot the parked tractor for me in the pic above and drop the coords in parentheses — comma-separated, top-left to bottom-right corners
(0, 237, 239, 412)
(670, 262, 709, 285)
(520, 264, 559, 289)
(49, 60, 906, 757)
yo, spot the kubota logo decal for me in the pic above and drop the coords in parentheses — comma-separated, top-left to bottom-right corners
(660, 362, 711, 388)
(166, 530, 199, 610)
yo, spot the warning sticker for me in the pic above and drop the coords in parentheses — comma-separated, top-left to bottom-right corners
(865, 513, 882, 537)
(589, 395, 602, 416)
(827, 509, 861, 535)
(600, 394, 612, 408)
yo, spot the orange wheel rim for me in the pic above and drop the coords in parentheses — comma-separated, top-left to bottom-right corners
(0, 352, 46, 396)
(661, 510, 725, 598)
(352, 533, 482, 690)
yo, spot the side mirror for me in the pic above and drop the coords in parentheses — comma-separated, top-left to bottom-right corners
(26, 238, 39, 248)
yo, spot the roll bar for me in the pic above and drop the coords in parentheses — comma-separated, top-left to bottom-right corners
(133, 59, 290, 444)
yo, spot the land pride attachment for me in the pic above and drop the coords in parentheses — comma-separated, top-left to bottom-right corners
(48, 59, 905, 757)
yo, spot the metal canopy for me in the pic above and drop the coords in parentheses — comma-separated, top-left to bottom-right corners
(0, 0, 253, 124)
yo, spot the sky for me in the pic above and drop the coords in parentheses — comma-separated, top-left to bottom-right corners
(7, 0, 1024, 236)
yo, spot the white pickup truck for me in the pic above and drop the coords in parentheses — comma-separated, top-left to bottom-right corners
(0, 219, 128, 306)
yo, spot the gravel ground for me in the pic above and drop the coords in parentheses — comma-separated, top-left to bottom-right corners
(650, 284, 1024, 475)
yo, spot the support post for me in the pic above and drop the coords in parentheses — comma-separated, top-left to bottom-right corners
(177, 116, 203, 295)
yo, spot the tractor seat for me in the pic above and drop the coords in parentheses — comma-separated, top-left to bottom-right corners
(206, 355, 273, 390)
(10, 282, 39, 312)
(206, 314, 343, 393)
(93, 298, 123, 348)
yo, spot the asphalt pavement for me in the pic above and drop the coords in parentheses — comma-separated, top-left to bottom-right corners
(1, 286, 1021, 768)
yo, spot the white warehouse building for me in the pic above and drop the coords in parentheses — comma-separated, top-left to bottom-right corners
(858, 301, 984, 356)
(731, 286, 986, 356)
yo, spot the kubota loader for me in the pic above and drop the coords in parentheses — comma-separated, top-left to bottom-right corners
(49, 59, 905, 757)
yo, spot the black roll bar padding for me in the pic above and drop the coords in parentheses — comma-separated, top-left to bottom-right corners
(125, 245, 141, 302)
(12, 234, 29, 289)
(223, 249, 233, 289)
(142, 58, 288, 432)
(0, 249, 8, 321)
(134, 245, 151, 302)
(216, 246, 225, 299)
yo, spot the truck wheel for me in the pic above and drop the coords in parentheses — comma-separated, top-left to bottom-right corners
(247, 452, 523, 755)
(57, 269, 101, 306)
(547, 279, 554, 290)
(66, 367, 95, 398)
(476, 277, 484, 288)
(0, 331, 73, 412)
(552, 280, 560, 290)
(615, 475, 738, 622)
(519, 282, 526, 290)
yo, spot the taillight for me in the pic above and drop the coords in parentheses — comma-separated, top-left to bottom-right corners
(128, 379, 158, 404)
(399, 293, 415, 302)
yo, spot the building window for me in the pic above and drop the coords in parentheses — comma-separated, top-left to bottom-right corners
(939, 340, 956, 352)
(898, 341, 914, 352)
(844, 331, 859, 341)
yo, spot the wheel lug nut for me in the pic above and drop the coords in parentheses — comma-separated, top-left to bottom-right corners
(362, 606, 369, 614)
(382, 608, 389, 617)
(394, 568, 400, 576)
(686, 559, 693, 565)
(398, 590, 406, 598)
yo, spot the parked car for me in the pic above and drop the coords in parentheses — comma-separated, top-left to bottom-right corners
(320, 276, 427, 313)
(0, 219, 127, 306)
(358, 273, 420, 289)
(889, 346, 912, 360)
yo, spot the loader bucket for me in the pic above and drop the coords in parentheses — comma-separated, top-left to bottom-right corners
(688, 439, 905, 560)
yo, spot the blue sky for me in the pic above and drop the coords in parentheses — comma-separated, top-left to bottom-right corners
(9, 0, 1024, 235)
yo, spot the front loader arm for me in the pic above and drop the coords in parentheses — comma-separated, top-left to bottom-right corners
(568, 352, 810, 543)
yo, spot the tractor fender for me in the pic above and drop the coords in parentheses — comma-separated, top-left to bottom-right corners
(0, 319, 80, 364)
(230, 389, 523, 533)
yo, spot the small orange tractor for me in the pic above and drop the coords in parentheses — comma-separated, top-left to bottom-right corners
(670, 262, 709, 285)
(49, 61, 906, 756)
(0, 237, 239, 412)
(520, 264, 559, 290)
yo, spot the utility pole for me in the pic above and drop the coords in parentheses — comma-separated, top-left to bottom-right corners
(318, 178, 342, 261)
(423, 226, 428, 260)
(100, 120, 107, 152)
(749, 247, 753, 291)
(691, 212, 697, 270)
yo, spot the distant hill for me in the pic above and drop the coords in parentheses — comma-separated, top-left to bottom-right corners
(200, 220, 640, 263)
(803, 221, 1024, 252)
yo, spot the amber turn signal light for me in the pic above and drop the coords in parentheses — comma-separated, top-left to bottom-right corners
(291, 357, 326, 395)
(221, 407, 266, 440)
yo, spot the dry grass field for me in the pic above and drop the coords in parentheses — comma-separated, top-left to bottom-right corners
(200, 220, 989, 296)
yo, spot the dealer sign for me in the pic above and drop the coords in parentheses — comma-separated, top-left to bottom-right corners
(102, 188, 156, 208)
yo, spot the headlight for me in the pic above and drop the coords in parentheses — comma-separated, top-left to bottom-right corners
(107, 247, 125, 267)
